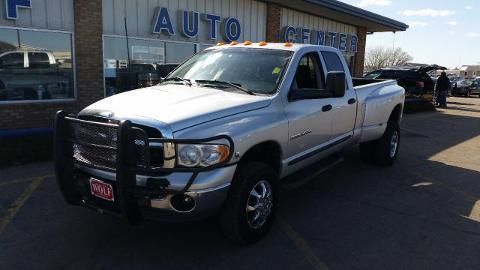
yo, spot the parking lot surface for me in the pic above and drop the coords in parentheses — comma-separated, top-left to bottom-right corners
(1, 97, 480, 270)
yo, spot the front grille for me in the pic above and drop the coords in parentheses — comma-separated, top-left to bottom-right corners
(70, 120, 151, 170)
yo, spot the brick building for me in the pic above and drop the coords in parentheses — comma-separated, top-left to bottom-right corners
(0, 0, 407, 140)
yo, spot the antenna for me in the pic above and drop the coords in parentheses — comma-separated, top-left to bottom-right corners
(124, 17, 131, 67)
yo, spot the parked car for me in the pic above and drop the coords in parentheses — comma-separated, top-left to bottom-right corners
(468, 79, 480, 97)
(130, 63, 161, 88)
(451, 79, 474, 97)
(365, 64, 445, 100)
(0, 50, 70, 101)
(55, 43, 405, 243)
(156, 63, 179, 79)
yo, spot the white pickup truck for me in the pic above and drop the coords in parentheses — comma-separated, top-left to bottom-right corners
(55, 43, 405, 244)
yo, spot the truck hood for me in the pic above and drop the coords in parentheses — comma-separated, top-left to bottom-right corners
(79, 85, 271, 132)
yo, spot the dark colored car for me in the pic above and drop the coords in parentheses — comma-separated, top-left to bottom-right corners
(365, 65, 446, 99)
(130, 63, 160, 88)
(156, 63, 179, 78)
(451, 79, 473, 97)
(466, 79, 480, 97)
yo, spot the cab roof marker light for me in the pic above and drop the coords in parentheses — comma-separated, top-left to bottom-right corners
(244, 41, 252, 45)
(230, 41, 239, 45)
(284, 42, 293, 47)
(216, 42, 225, 46)
(258, 41, 268, 46)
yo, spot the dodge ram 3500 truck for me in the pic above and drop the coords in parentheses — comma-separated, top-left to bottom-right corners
(55, 43, 405, 243)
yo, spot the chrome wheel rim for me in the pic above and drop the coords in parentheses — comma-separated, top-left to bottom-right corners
(246, 180, 273, 230)
(389, 131, 399, 158)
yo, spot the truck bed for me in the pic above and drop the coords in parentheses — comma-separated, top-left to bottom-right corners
(352, 77, 388, 87)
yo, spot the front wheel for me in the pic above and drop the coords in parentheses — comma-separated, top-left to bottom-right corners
(220, 162, 278, 244)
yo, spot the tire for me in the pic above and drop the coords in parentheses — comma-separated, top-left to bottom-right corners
(220, 162, 278, 244)
(372, 121, 400, 166)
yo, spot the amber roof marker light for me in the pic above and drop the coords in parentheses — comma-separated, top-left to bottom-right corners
(244, 41, 253, 45)
(258, 41, 268, 46)
(216, 42, 225, 46)
(284, 42, 293, 47)
(230, 41, 239, 45)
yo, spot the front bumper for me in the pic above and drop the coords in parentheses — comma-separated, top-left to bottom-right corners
(54, 111, 236, 222)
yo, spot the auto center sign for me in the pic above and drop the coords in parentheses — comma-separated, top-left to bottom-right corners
(4, 0, 358, 54)
(153, 8, 241, 42)
(281, 26, 358, 53)
(152, 7, 358, 54)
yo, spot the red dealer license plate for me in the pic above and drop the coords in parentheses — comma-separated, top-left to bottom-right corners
(89, 178, 114, 202)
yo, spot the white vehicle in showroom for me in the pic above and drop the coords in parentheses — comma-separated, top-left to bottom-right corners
(55, 42, 405, 243)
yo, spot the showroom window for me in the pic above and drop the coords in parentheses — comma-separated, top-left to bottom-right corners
(165, 42, 195, 64)
(104, 36, 167, 96)
(103, 36, 198, 96)
(0, 28, 74, 102)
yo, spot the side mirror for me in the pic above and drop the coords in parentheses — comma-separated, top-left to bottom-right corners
(326, 71, 346, 97)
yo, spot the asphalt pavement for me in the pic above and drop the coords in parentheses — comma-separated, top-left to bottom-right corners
(1, 97, 480, 270)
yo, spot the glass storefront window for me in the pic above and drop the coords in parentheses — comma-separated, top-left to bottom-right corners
(0, 28, 74, 102)
(103, 37, 197, 96)
(104, 36, 166, 96)
(165, 42, 195, 64)
(199, 44, 214, 51)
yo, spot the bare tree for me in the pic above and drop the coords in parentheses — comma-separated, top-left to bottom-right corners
(364, 46, 413, 72)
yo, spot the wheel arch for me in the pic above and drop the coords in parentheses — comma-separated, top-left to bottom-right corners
(238, 141, 283, 175)
(389, 104, 403, 123)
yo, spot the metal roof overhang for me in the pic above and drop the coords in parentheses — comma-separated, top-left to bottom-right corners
(266, 0, 409, 32)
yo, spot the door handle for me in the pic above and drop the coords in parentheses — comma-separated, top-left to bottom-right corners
(348, 98, 357, 105)
(322, 104, 332, 112)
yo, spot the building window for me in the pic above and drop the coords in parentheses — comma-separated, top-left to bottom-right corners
(103, 36, 165, 96)
(0, 28, 74, 102)
(165, 42, 195, 64)
(103, 36, 197, 96)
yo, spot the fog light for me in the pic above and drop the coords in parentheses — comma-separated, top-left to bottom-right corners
(170, 194, 196, 212)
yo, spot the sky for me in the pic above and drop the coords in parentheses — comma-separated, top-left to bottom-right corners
(338, 0, 479, 69)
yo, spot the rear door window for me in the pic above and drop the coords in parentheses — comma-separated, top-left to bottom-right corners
(321, 51, 345, 72)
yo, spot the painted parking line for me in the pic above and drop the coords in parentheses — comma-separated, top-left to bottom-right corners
(0, 176, 46, 235)
(279, 219, 330, 270)
(0, 174, 53, 188)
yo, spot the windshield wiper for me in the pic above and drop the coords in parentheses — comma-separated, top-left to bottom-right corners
(162, 77, 192, 86)
(194, 80, 255, 95)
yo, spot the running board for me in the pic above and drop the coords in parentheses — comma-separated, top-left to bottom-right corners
(281, 154, 344, 190)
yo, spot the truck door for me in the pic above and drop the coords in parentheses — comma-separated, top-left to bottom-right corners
(320, 51, 357, 140)
(283, 52, 335, 164)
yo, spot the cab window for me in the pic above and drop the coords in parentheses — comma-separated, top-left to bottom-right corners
(292, 52, 325, 90)
(0, 52, 24, 68)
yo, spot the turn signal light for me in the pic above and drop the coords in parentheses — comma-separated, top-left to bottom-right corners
(244, 41, 253, 45)
(258, 41, 268, 46)
(230, 41, 239, 45)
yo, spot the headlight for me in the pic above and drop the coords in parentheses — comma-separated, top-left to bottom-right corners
(177, 144, 230, 167)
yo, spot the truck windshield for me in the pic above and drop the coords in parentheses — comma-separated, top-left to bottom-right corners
(164, 48, 293, 94)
